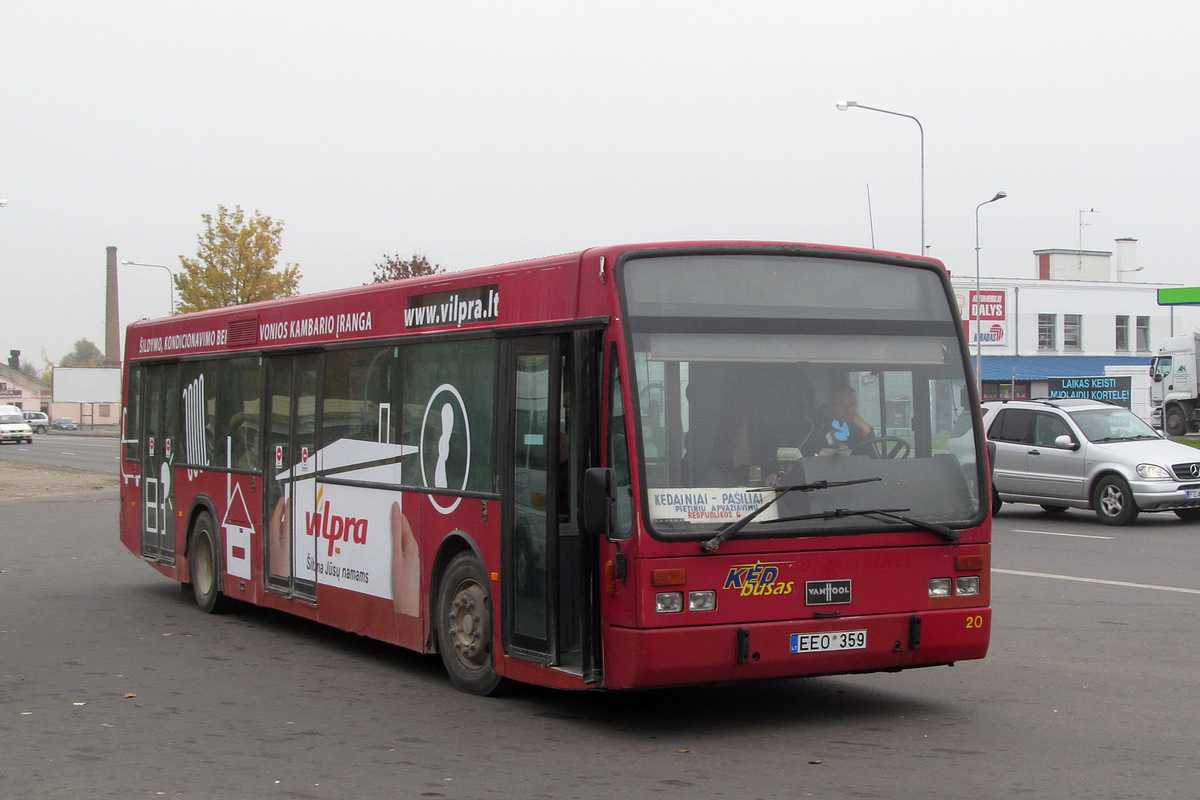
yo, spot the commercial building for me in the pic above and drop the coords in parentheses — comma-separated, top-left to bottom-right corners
(949, 239, 1200, 421)
(0, 352, 50, 412)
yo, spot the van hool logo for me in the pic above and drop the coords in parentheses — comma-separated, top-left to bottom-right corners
(805, 579, 852, 605)
(723, 561, 795, 597)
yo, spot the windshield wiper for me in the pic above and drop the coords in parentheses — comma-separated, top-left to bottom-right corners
(700, 477, 880, 553)
(764, 507, 960, 542)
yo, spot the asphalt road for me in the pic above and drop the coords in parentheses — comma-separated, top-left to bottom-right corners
(2, 489, 1199, 798)
(0, 431, 121, 474)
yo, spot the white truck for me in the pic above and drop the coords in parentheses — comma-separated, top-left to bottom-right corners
(1150, 333, 1200, 436)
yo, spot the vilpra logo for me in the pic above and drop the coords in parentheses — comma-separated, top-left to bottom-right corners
(805, 579, 852, 605)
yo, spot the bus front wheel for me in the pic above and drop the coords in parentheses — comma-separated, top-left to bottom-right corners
(436, 552, 507, 696)
(188, 511, 232, 613)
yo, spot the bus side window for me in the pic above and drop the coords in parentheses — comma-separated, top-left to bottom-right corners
(124, 365, 143, 461)
(609, 354, 633, 538)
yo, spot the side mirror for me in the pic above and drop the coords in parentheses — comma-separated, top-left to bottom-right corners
(582, 467, 616, 539)
(1152, 373, 1163, 383)
(1054, 434, 1080, 451)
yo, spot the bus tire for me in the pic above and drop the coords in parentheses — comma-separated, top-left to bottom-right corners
(436, 552, 507, 696)
(1093, 475, 1139, 526)
(189, 511, 232, 614)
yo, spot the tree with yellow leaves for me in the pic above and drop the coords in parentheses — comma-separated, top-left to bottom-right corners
(175, 205, 301, 312)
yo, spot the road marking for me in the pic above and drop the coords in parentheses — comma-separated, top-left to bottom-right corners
(994, 568, 1200, 595)
(1009, 528, 1114, 540)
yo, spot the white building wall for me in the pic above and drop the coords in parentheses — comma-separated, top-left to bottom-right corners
(951, 277, 1200, 359)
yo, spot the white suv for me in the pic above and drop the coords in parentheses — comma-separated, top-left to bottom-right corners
(983, 398, 1200, 525)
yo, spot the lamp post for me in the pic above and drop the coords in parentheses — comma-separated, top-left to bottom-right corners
(974, 191, 1007, 395)
(836, 100, 925, 253)
(121, 259, 176, 315)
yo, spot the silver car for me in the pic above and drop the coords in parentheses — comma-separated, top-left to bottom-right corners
(23, 410, 50, 434)
(983, 398, 1200, 525)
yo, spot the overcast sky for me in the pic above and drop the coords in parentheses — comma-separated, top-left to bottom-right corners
(2, 1, 1197, 366)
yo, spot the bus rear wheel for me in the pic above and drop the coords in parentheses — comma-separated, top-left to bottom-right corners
(189, 511, 232, 613)
(436, 552, 507, 696)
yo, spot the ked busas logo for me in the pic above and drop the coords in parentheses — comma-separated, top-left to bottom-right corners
(305, 489, 369, 556)
(723, 561, 795, 597)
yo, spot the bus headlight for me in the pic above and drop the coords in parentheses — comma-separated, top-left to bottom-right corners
(928, 578, 953, 598)
(688, 590, 717, 612)
(656, 592, 684, 613)
(956, 576, 981, 596)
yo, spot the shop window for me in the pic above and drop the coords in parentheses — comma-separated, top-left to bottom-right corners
(1063, 314, 1082, 352)
(1115, 315, 1130, 352)
(1037, 314, 1057, 351)
(1136, 316, 1151, 352)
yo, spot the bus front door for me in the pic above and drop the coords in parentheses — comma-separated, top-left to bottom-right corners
(139, 363, 178, 564)
(503, 336, 583, 670)
(264, 353, 320, 603)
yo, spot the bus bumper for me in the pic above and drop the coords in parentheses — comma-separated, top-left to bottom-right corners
(601, 607, 990, 690)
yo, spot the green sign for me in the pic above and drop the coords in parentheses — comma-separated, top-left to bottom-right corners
(1158, 287, 1200, 305)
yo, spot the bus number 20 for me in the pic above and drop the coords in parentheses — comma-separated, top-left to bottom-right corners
(965, 615, 985, 630)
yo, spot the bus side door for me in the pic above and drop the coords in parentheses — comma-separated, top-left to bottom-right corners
(264, 352, 321, 603)
(502, 335, 588, 668)
(139, 363, 178, 564)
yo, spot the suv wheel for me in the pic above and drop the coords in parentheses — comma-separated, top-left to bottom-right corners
(1093, 475, 1139, 526)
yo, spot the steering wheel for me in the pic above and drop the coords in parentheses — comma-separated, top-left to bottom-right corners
(856, 435, 911, 459)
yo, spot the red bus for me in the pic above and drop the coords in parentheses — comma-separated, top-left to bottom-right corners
(119, 241, 991, 694)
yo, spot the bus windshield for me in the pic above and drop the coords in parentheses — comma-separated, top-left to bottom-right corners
(620, 252, 985, 539)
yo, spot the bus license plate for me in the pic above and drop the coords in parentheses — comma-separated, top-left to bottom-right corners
(1186, 490, 1200, 500)
(790, 630, 867, 654)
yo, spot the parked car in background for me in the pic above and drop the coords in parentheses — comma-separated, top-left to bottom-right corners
(0, 407, 35, 444)
(984, 398, 1200, 525)
(51, 417, 78, 430)
(23, 410, 50, 434)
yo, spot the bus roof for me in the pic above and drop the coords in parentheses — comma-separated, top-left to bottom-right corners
(124, 240, 943, 361)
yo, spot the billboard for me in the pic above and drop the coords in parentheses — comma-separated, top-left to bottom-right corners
(53, 368, 122, 403)
(1046, 376, 1132, 409)
(956, 288, 1009, 347)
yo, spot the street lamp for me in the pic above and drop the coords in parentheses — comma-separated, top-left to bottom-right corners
(974, 191, 1008, 395)
(121, 259, 176, 315)
(836, 100, 925, 253)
